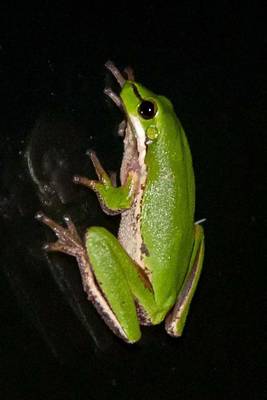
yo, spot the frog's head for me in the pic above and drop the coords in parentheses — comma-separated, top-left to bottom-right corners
(104, 61, 174, 147)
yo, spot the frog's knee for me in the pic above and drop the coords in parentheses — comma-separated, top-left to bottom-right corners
(194, 223, 204, 239)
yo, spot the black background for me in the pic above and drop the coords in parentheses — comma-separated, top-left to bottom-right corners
(0, 2, 265, 399)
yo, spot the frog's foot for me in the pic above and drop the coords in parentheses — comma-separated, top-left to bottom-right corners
(165, 224, 205, 337)
(73, 150, 114, 191)
(73, 150, 137, 215)
(35, 211, 130, 342)
(35, 211, 84, 257)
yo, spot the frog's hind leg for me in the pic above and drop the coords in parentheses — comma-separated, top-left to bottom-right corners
(165, 224, 205, 337)
(85, 226, 157, 342)
(35, 212, 138, 343)
(36, 212, 157, 343)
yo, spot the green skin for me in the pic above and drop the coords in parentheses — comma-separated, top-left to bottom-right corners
(37, 74, 204, 344)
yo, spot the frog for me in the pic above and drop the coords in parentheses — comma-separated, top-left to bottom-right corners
(36, 61, 205, 343)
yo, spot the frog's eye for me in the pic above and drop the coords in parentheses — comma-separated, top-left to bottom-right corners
(138, 100, 157, 119)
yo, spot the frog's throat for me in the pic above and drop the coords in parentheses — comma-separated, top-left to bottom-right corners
(129, 116, 149, 275)
(128, 115, 147, 178)
(118, 117, 151, 281)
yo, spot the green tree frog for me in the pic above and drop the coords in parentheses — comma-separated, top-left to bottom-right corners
(36, 61, 205, 343)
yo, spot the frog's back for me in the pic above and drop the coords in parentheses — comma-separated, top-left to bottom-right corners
(141, 104, 196, 309)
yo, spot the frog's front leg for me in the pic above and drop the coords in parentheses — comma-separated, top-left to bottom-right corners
(165, 224, 205, 337)
(73, 150, 138, 214)
(36, 212, 157, 343)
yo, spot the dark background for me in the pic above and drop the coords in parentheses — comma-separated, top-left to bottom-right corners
(0, 2, 265, 399)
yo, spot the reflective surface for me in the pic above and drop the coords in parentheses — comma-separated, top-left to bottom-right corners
(0, 3, 264, 399)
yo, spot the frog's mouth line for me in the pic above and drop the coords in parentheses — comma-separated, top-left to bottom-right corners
(104, 61, 147, 182)
(105, 62, 149, 283)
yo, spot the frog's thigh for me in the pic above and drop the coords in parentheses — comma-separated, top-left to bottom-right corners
(165, 224, 205, 337)
(86, 226, 143, 343)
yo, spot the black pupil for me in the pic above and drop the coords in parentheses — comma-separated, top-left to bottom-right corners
(138, 101, 155, 119)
